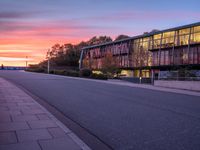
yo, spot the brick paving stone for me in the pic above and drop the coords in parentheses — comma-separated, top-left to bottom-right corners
(0, 110, 22, 116)
(0, 106, 9, 111)
(0, 103, 18, 107)
(28, 120, 57, 129)
(0, 141, 42, 150)
(17, 102, 36, 106)
(0, 132, 17, 145)
(28, 105, 41, 109)
(12, 115, 39, 122)
(0, 77, 89, 150)
(39, 137, 81, 150)
(8, 106, 30, 111)
(36, 114, 50, 120)
(21, 108, 45, 115)
(48, 127, 68, 138)
(0, 122, 29, 132)
(6, 100, 24, 103)
(0, 100, 6, 103)
(0, 114, 11, 123)
(16, 129, 52, 142)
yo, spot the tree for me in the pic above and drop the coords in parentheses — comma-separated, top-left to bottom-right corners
(101, 52, 120, 77)
(39, 35, 113, 70)
(87, 36, 112, 45)
(132, 46, 149, 77)
(114, 35, 130, 41)
(1, 64, 4, 70)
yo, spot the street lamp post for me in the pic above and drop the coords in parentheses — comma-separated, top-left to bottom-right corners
(47, 49, 50, 74)
(26, 56, 28, 69)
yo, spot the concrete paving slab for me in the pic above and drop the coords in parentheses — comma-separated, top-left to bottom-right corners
(28, 120, 58, 129)
(0, 132, 17, 145)
(0, 77, 91, 150)
(16, 129, 52, 142)
(0, 122, 30, 132)
(11, 114, 39, 122)
(36, 114, 50, 120)
(0, 142, 41, 150)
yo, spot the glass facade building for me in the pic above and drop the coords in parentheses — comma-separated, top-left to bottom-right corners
(79, 22, 200, 78)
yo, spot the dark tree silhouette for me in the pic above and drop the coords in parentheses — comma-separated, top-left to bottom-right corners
(114, 35, 130, 41)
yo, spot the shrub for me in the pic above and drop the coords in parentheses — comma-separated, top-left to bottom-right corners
(90, 73, 108, 80)
(79, 68, 92, 77)
(49, 70, 54, 74)
(65, 70, 79, 77)
(52, 69, 79, 77)
(54, 70, 65, 75)
(26, 68, 45, 73)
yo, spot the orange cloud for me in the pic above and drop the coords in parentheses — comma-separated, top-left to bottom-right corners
(0, 18, 118, 66)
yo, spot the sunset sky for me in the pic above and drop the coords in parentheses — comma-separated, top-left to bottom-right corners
(0, 0, 199, 66)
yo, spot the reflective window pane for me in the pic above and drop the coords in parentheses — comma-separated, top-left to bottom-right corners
(194, 26, 200, 33)
(179, 35, 189, 45)
(179, 28, 190, 35)
(163, 31, 175, 38)
(191, 32, 200, 44)
(154, 34, 161, 39)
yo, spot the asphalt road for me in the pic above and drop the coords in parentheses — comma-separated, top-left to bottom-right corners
(0, 70, 200, 150)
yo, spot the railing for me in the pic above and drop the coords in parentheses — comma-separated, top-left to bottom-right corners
(158, 77, 200, 81)
(121, 77, 152, 84)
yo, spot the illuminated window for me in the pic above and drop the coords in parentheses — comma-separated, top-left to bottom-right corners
(153, 34, 162, 49)
(194, 26, 200, 33)
(191, 26, 200, 44)
(143, 37, 149, 42)
(162, 31, 175, 48)
(177, 28, 190, 46)
(154, 34, 161, 39)
(142, 38, 149, 51)
(179, 35, 189, 45)
(179, 28, 190, 35)
(148, 36, 153, 50)
(191, 32, 200, 43)
(163, 31, 175, 38)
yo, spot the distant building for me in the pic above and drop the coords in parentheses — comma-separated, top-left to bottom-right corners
(79, 22, 200, 78)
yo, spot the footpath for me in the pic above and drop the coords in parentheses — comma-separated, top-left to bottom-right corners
(0, 77, 91, 150)
(105, 79, 200, 97)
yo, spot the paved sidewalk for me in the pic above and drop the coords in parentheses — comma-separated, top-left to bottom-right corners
(105, 79, 200, 97)
(0, 78, 91, 150)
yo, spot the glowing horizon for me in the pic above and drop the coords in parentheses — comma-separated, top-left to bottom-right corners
(0, 0, 199, 66)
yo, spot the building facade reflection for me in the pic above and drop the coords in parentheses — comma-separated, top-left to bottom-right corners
(80, 22, 200, 78)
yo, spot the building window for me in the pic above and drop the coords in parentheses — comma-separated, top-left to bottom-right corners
(152, 51, 159, 66)
(160, 51, 165, 65)
(153, 34, 162, 49)
(162, 31, 175, 48)
(178, 28, 190, 46)
(165, 50, 169, 65)
(191, 26, 200, 44)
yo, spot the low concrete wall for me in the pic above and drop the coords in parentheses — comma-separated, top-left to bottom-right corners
(154, 80, 200, 91)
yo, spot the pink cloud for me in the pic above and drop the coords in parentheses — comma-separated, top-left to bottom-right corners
(88, 10, 200, 22)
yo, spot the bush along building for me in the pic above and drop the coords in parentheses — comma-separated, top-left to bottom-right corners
(79, 22, 200, 82)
